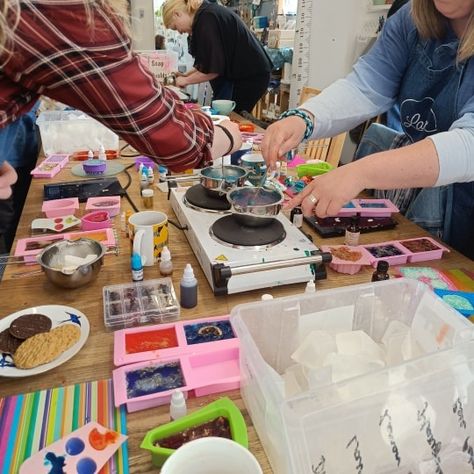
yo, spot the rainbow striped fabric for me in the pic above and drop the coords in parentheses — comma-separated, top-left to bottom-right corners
(0, 379, 128, 474)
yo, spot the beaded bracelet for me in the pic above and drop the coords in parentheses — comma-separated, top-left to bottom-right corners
(279, 108, 314, 140)
(215, 124, 235, 156)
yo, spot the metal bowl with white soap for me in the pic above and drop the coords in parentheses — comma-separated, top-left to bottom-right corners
(38, 238, 106, 288)
(227, 186, 284, 227)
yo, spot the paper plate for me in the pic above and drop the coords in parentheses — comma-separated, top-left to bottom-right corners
(0, 305, 89, 378)
(210, 115, 230, 125)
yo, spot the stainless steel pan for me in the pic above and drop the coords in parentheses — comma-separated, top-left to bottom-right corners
(226, 186, 284, 227)
(167, 165, 248, 197)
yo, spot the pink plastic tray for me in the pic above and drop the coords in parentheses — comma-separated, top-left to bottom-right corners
(31, 154, 69, 178)
(396, 236, 450, 262)
(14, 228, 116, 263)
(113, 346, 240, 412)
(337, 199, 399, 218)
(362, 240, 410, 267)
(114, 315, 238, 367)
(86, 196, 121, 217)
(321, 245, 373, 275)
(42, 197, 79, 218)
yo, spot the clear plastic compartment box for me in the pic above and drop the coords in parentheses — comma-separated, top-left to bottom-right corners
(230, 278, 474, 474)
(103, 278, 180, 330)
(36, 110, 119, 156)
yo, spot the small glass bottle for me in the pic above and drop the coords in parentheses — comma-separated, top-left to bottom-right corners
(159, 246, 173, 276)
(141, 188, 154, 209)
(290, 206, 303, 228)
(345, 213, 361, 246)
(147, 166, 154, 185)
(371, 260, 390, 282)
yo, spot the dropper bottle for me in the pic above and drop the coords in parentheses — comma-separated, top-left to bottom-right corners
(170, 389, 187, 421)
(305, 280, 316, 293)
(87, 149, 94, 160)
(98, 144, 107, 161)
(159, 246, 173, 276)
(180, 263, 198, 308)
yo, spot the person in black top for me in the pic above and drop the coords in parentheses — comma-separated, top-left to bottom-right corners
(162, 0, 272, 112)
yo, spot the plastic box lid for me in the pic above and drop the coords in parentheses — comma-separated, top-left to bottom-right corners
(36, 110, 119, 155)
(103, 278, 180, 331)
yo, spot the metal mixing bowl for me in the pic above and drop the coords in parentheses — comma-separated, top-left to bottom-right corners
(37, 238, 106, 289)
(227, 186, 284, 227)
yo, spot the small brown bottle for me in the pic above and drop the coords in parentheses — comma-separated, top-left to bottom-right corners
(371, 260, 390, 282)
(345, 213, 361, 246)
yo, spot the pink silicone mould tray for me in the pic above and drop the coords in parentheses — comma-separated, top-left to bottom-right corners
(113, 346, 240, 412)
(337, 199, 399, 217)
(31, 154, 69, 178)
(114, 315, 238, 367)
(396, 236, 450, 262)
(86, 196, 121, 217)
(321, 245, 373, 275)
(362, 240, 410, 267)
(42, 197, 79, 218)
(14, 228, 116, 263)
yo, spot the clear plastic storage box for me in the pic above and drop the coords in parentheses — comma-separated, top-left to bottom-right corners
(103, 278, 180, 330)
(230, 278, 474, 474)
(36, 110, 119, 156)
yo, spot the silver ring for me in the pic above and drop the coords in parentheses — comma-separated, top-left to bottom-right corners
(308, 194, 318, 205)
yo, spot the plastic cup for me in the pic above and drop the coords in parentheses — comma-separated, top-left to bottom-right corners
(160, 437, 263, 474)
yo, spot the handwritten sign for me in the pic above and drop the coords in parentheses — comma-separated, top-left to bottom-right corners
(137, 50, 178, 82)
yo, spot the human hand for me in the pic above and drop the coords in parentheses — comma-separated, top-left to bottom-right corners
(175, 76, 187, 88)
(0, 162, 17, 199)
(261, 116, 306, 169)
(286, 162, 366, 218)
(210, 119, 242, 158)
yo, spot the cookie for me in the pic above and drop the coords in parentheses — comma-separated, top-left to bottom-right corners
(9, 314, 52, 340)
(0, 328, 22, 355)
(13, 324, 81, 369)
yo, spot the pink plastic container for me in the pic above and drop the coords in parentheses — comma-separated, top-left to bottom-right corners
(321, 245, 373, 275)
(363, 240, 410, 267)
(336, 198, 399, 218)
(31, 154, 69, 178)
(14, 227, 116, 263)
(86, 196, 121, 217)
(114, 315, 238, 367)
(397, 236, 450, 262)
(81, 210, 112, 231)
(112, 346, 240, 412)
(42, 197, 79, 218)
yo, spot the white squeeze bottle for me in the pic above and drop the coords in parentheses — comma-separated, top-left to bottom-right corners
(159, 246, 173, 276)
(180, 263, 198, 308)
(98, 144, 107, 161)
(170, 389, 187, 421)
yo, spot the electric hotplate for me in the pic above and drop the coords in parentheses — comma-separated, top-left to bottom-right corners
(305, 215, 397, 238)
(44, 177, 126, 202)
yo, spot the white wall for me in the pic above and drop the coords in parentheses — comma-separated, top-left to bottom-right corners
(130, 0, 156, 50)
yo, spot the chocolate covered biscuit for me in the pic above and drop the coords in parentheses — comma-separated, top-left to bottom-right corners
(0, 328, 22, 355)
(9, 314, 52, 340)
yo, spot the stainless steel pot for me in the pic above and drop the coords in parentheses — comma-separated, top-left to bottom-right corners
(167, 165, 248, 197)
(226, 186, 284, 227)
(37, 238, 106, 289)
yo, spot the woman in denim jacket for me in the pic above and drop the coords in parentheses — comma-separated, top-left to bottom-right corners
(262, 0, 474, 259)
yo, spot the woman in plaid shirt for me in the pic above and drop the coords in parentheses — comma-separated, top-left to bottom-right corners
(0, 0, 241, 197)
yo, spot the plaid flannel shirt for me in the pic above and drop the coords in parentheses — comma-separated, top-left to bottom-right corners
(0, 0, 214, 172)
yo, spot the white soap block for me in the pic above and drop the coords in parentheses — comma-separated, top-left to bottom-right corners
(291, 330, 336, 370)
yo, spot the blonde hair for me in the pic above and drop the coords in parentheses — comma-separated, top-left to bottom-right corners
(412, 0, 474, 62)
(162, 0, 203, 29)
(0, 0, 129, 55)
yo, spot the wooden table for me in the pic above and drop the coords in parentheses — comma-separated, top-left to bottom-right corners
(0, 153, 472, 473)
